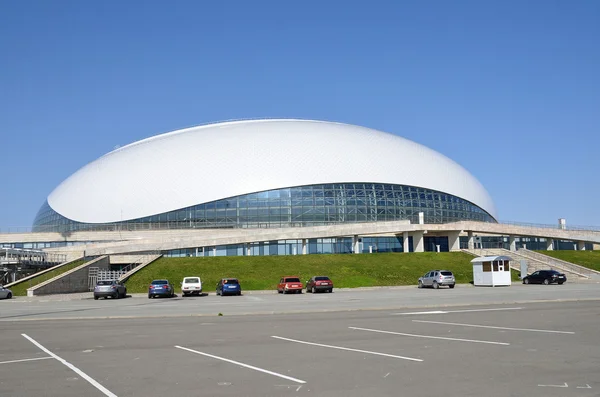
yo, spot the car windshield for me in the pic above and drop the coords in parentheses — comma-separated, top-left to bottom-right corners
(441, 272, 453, 276)
(315, 276, 330, 281)
(224, 279, 239, 285)
(184, 278, 200, 283)
(152, 280, 168, 285)
(97, 280, 114, 285)
(285, 278, 300, 282)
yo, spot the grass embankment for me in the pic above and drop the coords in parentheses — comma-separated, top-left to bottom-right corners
(535, 250, 600, 273)
(10, 260, 84, 296)
(125, 252, 520, 293)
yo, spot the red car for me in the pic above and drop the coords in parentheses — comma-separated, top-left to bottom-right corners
(277, 276, 303, 294)
(306, 276, 333, 293)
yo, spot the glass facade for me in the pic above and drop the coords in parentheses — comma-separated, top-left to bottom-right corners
(33, 183, 496, 232)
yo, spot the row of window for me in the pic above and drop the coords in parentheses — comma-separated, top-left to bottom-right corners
(33, 183, 495, 232)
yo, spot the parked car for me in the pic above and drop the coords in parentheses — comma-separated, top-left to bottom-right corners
(306, 276, 333, 293)
(148, 279, 175, 298)
(181, 276, 203, 296)
(277, 276, 303, 294)
(418, 270, 455, 289)
(0, 285, 12, 300)
(216, 278, 242, 296)
(94, 280, 127, 300)
(522, 270, 566, 285)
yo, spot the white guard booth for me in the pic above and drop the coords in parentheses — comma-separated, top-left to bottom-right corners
(471, 255, 513, 287)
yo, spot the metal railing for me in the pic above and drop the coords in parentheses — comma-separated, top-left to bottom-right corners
(2, 219, 600, 234)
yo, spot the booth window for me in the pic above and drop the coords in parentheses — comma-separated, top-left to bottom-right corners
(493, 261, 499, 272)
(482, 262, 491, 272)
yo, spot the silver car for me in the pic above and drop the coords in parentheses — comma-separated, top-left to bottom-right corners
(94, 280, 127, 300)
(418, 270, 455, 289)
(0, 285, 13, 299)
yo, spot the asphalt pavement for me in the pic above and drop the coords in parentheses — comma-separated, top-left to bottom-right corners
(1, 283, 599, 397)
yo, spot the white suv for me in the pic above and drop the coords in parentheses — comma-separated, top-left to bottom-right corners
(418, 270, 455, 289)
(181, 277, 203, 296)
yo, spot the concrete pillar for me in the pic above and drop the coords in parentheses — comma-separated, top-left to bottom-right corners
(212, 247, 216, 257)
(413, 231, 424, 253)
(302, 239, 307, 255)
(402, 231, 409, 253)
(509, 236, 516, 251)
(246, 244, 251, 256)
(545, 239, 554, 251)
(467, 231, 474, 250)
(577, 241, 586, 251)
(353, 235, 360, 254)
(418, 212, 424, 225)
(448, 231, 460, 251)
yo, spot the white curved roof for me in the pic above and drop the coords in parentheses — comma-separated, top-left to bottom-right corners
(48, 119, 497, 223)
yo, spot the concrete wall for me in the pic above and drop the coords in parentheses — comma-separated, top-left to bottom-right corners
(4, 257, 83, 289)
(27, 255, 110, 296)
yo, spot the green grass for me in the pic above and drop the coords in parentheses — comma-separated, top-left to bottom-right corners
(9, 260, 84, 296)
(535, 250, 600, 273)
(125, 252, 520, 293)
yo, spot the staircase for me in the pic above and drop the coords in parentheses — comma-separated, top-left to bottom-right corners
(461, 248, 593, 280)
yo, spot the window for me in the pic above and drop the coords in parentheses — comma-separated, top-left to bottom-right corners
(482, 262, 492, 272)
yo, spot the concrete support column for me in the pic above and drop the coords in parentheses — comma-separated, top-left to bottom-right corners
(302, 239, 307, 255)
(448, 231, 461, 251)
(418, 212, 425, 225)
(577, 241, 586, 251)
(212, 247, 217, 257)
(545, 239, 554, 251)
(467, 231, 474, 250)
(246, 244, 251, 256)
(509, 236, 516, 251)
(353, 235, 360, 254)
(402, 231, 409, 253)
(412, 231, 424, 253)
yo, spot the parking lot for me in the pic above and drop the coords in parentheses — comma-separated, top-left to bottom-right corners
(1, 285, 600, 396)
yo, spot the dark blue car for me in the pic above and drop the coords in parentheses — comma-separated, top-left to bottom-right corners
(216, 278, 241, 296)
(148, 279, 175, 298)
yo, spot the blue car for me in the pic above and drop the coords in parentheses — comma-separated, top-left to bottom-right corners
(148, 279, 175, 298)
(216, 278, 242, 296)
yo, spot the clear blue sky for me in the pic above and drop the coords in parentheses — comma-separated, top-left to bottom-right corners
(1, 0, 598, 229)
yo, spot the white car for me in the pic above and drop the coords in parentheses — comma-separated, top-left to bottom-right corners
(0, 285, 13, 299)
(181, 277, 203, 296)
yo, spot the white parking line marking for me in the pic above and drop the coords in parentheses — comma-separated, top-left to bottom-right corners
(175, 345, 306, 384)
(349, 327, 509, 345)
(21, 334, 118, 397)
(412, 320, 575, 334)
(0, 357, 53, 365)
(393, 307, 523, 315)
(271, 336, 423, 362)
(538, 382, 568, 388)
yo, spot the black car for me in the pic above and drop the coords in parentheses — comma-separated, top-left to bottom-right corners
(522, 270, 566, 285)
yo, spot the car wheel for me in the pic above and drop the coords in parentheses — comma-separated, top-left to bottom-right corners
(94, 296, 99, 300)
(433, 281, 439, 289)
(113, 293, 119, 299)
(312, 286, 316, 293)
(298, 290, 302, 294)
(329, 288, 333, 293)
(558, 282, 564, 285)
(523, 278, 529, 284)
(543, 279, 550, 285)
(449, 284, 455, 289)
(418, 281, 422, 289)
(148, 294, 152, 299)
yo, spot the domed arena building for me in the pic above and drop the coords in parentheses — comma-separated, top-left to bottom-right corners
(27, 119, 506, 255)
(34, 119, 496, 231)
